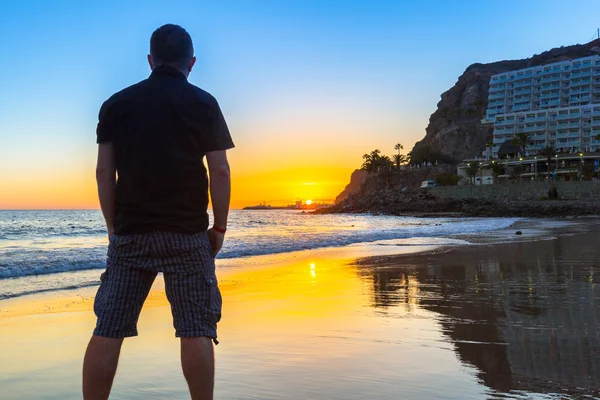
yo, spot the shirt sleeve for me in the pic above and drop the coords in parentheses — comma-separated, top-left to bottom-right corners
(96, 100, 115, 144)
(203, 98, 235, 152)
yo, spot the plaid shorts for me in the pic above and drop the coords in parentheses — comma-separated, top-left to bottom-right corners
(93, 231, 221, 340)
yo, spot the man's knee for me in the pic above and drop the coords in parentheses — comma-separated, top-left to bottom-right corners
(181, 337, 214, 357)
(86, 335, 125, 362)
(181, 337, 214, 370)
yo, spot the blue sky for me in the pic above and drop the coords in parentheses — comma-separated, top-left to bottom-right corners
(1, 0, 599, 207)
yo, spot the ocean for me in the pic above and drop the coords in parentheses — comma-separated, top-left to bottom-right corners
(0, 210, 518, 300)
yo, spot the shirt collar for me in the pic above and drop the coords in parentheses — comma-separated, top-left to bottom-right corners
(150, 66, 187, 81)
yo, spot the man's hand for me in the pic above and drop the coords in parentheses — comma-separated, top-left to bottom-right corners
(207, 228, 225, 257)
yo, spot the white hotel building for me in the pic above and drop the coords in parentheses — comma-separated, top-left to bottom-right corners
(485, 55, 600, 156)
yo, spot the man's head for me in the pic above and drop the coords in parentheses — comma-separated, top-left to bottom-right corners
(148, 24, 196, 76)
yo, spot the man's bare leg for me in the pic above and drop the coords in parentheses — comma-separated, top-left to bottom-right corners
(83, 335, 124, 400)
(181, 337, 215, 400)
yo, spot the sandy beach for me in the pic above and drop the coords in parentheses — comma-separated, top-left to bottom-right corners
(1, 219, 599, 399)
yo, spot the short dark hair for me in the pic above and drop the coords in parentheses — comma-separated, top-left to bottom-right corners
(150, 24, 194, 70)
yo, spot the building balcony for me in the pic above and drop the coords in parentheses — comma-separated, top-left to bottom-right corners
(540, 75, 561, 83)
(495, 125, 515, 132)
(495, 131, 515, 139)
(513, 88, 532, 95)
(513, 82, 532, 89)
(569, 88, 591, 95)
(571, 70, 593, 78)
(524, 116, 547, 123)
(556, 122, 581, 129)
(512, 104, 531, 112)
(519, 125, 545, 133)
(540, 100, 560, 107)
(540, 84, 561, 91)
(528, 143, 546, 150)
(540, 93, 560, 100)
(571, 79, 592, 86)
(532, 134, 547, 140)
(571, 62, 593, 71)
(556, 113, 581, 120)
(488, 92, 505, 100)
(571, 95, 591, 102)
(513, 74, 533, 81)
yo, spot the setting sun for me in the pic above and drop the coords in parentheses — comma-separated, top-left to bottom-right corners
(305, 200, 313, 205)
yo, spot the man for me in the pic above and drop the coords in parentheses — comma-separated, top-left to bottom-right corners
(83, 24, 233, 400)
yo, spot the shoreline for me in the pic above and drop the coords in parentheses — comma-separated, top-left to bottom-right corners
(0, 216, 587, 316)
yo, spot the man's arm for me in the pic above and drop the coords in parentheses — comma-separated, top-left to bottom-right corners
(96, 143, 117, 238)
(206, 150, 231, 256)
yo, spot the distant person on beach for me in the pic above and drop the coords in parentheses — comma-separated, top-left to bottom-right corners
(83, 24, 234, 400)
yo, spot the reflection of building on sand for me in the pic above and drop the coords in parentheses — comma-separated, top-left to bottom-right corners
(356, 234, 600, 396)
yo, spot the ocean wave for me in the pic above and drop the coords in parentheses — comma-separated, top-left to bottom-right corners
(0, 260, 105, 279)
(0, 217, 519, 280)
(0, 280, 100, 300)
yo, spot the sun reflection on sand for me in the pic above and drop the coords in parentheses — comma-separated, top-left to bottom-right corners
(0, 242, 470, 399)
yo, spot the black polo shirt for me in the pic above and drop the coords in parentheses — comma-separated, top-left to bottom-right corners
(96, 66, 234, 235)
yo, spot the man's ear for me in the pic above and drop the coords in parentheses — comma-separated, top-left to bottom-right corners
(188, 56, 197, 73)
(147, 54, 154, 70)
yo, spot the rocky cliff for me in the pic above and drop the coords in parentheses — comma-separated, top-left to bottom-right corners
(413, 39, 600, 163)
(335, 170, 368, 203)
(335, 166, 455, 203)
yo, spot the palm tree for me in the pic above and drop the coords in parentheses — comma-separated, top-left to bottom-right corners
(465, 161, 481, 185)
(512, 132, 531, 156)
(392, 154, 407, 169)
(377, 155, 394, 172)
(582, 163, 595, 180)
(361, 150, 381, 172)
(394, 143, 404, 155)
(538, 144, 557, 180)
(486, 161, 504, 184)
(361, 149, 394, 172)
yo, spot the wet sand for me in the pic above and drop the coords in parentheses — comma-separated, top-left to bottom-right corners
(1, 220, 599, 399)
